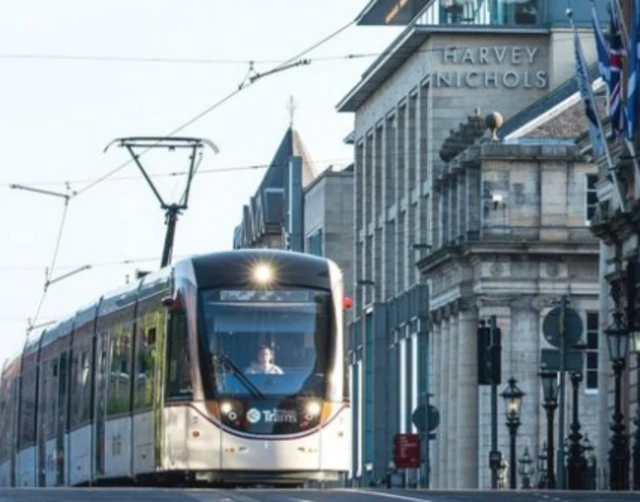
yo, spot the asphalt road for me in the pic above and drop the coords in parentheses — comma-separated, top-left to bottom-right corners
(0, 489, 639, 502)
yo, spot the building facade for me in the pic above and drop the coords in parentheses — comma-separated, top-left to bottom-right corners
(338, 0, 610, 489)
(233, 126, 317, 251)
(232, 125, 355, 299)
(585, 0, 640, 491)
(303, 166, 356, 303)
(419, 120, 601, 489)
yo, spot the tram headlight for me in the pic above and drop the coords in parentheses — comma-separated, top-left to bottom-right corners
(306, 401, 321, 417)
(253, 263, 274, 284)
(220, 401, 233, 415)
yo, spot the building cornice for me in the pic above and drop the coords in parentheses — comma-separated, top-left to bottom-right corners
(417, 239, 599, 275)
(589, 202, 640, 244)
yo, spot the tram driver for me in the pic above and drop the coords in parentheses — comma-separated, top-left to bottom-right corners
(244, 344, 284, 375)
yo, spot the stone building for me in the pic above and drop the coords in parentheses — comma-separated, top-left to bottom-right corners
(303, 165, 356, 303)
(418, 109, 601, 489)
(583, 0, 640, 490)
(337, 0, 610, 488)
(233, 126, 317, 251)
(232, 126, 355, 297)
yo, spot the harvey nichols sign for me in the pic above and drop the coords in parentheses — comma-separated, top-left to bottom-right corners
(431, 45, 549, 90)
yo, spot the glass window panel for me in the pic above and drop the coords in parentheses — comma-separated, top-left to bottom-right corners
(201, 287, 333, 400)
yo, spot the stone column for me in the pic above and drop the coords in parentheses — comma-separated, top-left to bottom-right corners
(431, 317, 441, 487)
(509, 296, 542, 481)
(456, 300, 479, 488)
(440, 313, 450, 487)
(448, 305, 459, 487)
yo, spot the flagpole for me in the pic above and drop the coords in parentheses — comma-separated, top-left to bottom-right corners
(593, 1, 614, 115)
(611, 0, 632, 53)
(610, 0, 640, 198)
(568, 8, 627, 212)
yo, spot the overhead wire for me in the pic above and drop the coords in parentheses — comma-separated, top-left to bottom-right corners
(1, 157, 352, 189)
(25, 186, 73, 337)
(6, 17, 358, 335)
(0, 255, 184, 272)
(6, 24, 572, 332)
(0, 52, 375, 65)
(71, 18, 356, 198)
(0, 35, 579, 67)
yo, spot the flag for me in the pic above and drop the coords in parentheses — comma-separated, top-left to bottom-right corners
(609, 9, 626, 139)
(609, 7, 627, 138)
(592, 3, 611, 83)
(627, 0, 640, 141)
(573, 23, 606, 157)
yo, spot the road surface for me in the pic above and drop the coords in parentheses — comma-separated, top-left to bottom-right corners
(0, 488, 638, 501)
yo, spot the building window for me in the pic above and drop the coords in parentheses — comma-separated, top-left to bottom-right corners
(364, 312, 374, 466)
(586, 312, 599, 390)
(306, 229, 323, 257)
(586, 174, 598, 223)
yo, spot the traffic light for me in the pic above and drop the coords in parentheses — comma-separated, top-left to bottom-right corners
(477, 322, 502, 385)
(490, 327, 502, 385)
(477, 323, 491, 385)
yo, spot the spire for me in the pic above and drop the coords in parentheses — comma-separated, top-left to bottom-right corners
(287, 95, 298, 127)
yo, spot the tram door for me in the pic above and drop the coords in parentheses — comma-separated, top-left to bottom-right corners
(94, 332, 108, 477)
(55, 353, 68, 486)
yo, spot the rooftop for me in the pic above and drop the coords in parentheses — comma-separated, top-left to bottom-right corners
(355, 0, 430, 26)
(336, 25, 548, 113)
(337, 0, 608, 113)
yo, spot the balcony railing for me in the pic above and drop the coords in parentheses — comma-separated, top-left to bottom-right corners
(416, 0, 543, 28)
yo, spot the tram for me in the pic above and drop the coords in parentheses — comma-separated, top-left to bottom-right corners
(0, 249, 351, 487)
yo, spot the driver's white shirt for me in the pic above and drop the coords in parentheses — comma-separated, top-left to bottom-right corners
(244, 363, 283, 374)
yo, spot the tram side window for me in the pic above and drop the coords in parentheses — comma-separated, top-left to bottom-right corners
(166, 309, 192, 400)
(37, 360, 51, 442)
(107, 323, 133, 416)
(134, 321, 158, 410)
(44, 360, 58, 440)
(18, 368, 37, 449)
(0, 384, 6, 461)
(70, 347, 92, 428)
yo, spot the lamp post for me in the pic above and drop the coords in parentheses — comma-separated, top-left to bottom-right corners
(518, 447, 533, 489)
(540, 370, 559, 489)
(501, 377, 525, 489)
(582, 433, 595, 490)
(605, 311, 630, 491)
(566, 371, 588, 489)
(537, 442, 547, 489)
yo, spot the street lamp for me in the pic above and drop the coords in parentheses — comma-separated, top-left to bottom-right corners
(501, 377, 524, 489)
(582, 433, 596, 490)
(537, 442, 547, 489)
(540, 370, 559, 489)
(518, 447, 533, 489)
(604, 310, 630, 491)
(566, 370, 588, 490)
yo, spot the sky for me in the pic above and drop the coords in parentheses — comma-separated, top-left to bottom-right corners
(0, 0, 402, 367)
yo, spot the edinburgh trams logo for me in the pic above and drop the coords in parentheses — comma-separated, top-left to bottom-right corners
(245, 407, 297, 424)
(246, 408, 262, 424)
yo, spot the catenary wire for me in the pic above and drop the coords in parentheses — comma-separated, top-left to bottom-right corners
(25, 192, 72, 335)
(7, 18, 357, 334)
(0, 52, 376, 64)
(1, 157, 352, 189)
(0, 35, 578, 66)
(71, 18, 356, 198)
(3, 37, 572, 192)
(0, 255, 185, 272)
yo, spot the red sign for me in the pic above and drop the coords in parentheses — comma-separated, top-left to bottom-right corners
(393, 433, 421, 469)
